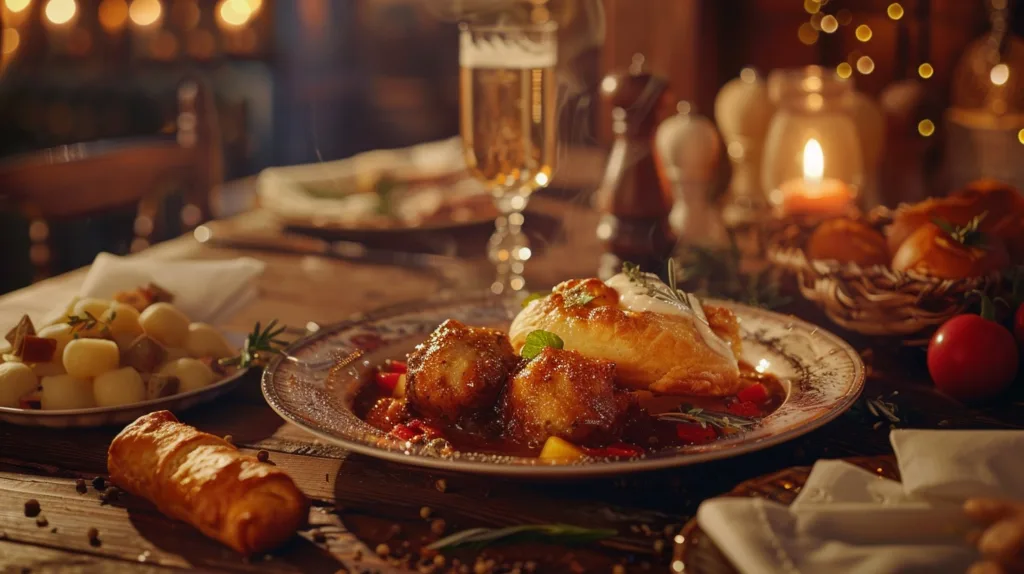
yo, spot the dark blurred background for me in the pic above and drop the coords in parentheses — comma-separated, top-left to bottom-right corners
(0, 0, 1020, 293)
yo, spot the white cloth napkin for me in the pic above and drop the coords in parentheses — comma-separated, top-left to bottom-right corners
(696, 430, 1024, 574)
(51, 252, 265, 325)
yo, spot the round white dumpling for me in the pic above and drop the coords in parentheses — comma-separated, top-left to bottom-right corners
(63, 338, 119, 379)
(101, 302, 143, 339)
(0, 363, 39, 407)
(73, 298, 111, 320)
(164, 347, 188, 362)
(93, 367, 145, 407)
(185, 323, 234, 359)
(158, 358, 215, 393)
(138, 303, 190, 347)
(40, 375, 95, 410)
(37, 323, 75, 360)
(33, 361, 66, 377)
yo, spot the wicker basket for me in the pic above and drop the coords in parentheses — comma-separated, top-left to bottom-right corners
(767, 208, 1002, 345)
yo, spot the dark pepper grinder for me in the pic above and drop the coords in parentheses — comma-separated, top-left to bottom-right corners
(595, 55, 678, 280)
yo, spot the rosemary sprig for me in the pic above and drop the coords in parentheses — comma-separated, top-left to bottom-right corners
(865, 396, 901, 424)
(219, 319, 289, 369)
(656, 404, 758, 432)
(622, 260, 693, 311)
(932, 212, 988, 248)
(426, 524, 616, 552)
(66, 311, 116, 336)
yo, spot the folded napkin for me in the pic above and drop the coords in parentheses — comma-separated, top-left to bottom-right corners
(697, 430, 1024, 574)
(49, 252, 265, 325)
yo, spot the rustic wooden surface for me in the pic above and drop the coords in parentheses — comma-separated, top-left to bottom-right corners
(1, 191, 1023, 574)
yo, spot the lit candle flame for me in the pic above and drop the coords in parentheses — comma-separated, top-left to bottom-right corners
(803, 138, 824, 183)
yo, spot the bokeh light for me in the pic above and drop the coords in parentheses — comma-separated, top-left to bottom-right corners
(836, 9, 852, 25)
(918, 119, 935, 137)
(129, 0, 162, 27)
(798, 22, 819, 45)
(1018, 129, 1024, 144)
(2, 27, 19, 53)
(855, 25, 872, 42)
(820, 15, 838, 33)
(5, 0, 30, 13)
(217, 0, 252, 28)
(887, 3, 904, 19)
(98, 0, 128, 32)
(740, 68, 757, 83)
(803, 0, 820, 14)
(44, 0, 76, 25)
(990, 63, 1009, 86)
(856, 56, 875, 74)
(918, 63, 933, 79)
(837, 62, 852, 79)
(171, 0, 201, 29)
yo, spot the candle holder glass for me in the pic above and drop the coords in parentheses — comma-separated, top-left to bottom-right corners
(762, 67, 865, 217)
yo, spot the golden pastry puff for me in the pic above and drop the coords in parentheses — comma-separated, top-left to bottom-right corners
(108, 411, 309, 555)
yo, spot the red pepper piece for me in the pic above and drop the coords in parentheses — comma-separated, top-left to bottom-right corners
(582, 443, 645, 458)
(390, 423, 416, 441)
(375, 371, 402, 392)
(727, 400, 760, 418)
(406, 419, 443, 440)
(386, 360, 408, 373)
(675, 423, 717, 444)
(737, 382, 769, 404)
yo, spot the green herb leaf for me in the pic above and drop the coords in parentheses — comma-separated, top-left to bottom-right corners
(521, 291, 549, 308)
(427, 523, 616, 552)
(656, 403, 758, 432)
(520, 329, 564, 360)
(219, 319, 290, 369)
(66, 311, 114, 335)
(934, 212, 989, 248)
(563, 291, 596, 308)
(931, 217, 958, 237)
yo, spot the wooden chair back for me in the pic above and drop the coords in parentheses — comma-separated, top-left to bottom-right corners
(0, 80, 223, 280)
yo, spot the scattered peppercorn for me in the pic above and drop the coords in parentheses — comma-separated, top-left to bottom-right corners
(419, 506, 432, 519)
(352, 549, 362, 561)
(75, 478, 87, 494)
(430, 518, 446, 535)
(91, 477, 105, 490)
(375, 543, 390, 557)
(87, 527, 100, 546)
(256, 450, 269, 463)
(100, 488, 120, 504)
(312, 529, 327, 543)
(35, 516, 48, 527)
(50, 527, 58, 533)
(24, 499, 40, 517)
(435, 479, 447, 493)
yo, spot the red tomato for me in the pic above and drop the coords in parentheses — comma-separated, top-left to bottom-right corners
(675, 423, 717, 444)
(375, 371, 402, 392)
(727, 400, 760, 418)
(927, 314, 1019, 402)
(1015, 305, 1024, 351)
(737, 383, 769, 404)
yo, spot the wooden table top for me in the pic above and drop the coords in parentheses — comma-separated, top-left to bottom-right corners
(2, 197, 1023, 574)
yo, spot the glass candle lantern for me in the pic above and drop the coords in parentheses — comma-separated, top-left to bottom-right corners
(762, 67, 865, 217)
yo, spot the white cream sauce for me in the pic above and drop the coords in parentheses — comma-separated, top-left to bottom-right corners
(604, 272, 738, 366)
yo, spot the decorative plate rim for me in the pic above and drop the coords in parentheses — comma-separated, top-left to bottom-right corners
(261, 292, 866, 478)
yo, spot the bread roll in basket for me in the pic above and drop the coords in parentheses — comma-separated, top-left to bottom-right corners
(768, 207, 1003, 345)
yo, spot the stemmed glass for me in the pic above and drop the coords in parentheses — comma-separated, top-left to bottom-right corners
(458, 21, 559, 295)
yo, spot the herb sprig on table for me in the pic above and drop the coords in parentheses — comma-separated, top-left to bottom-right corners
(427, 524, 616, 552)
(219, 319, 290, 369)
(675, 231, 791, 310)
